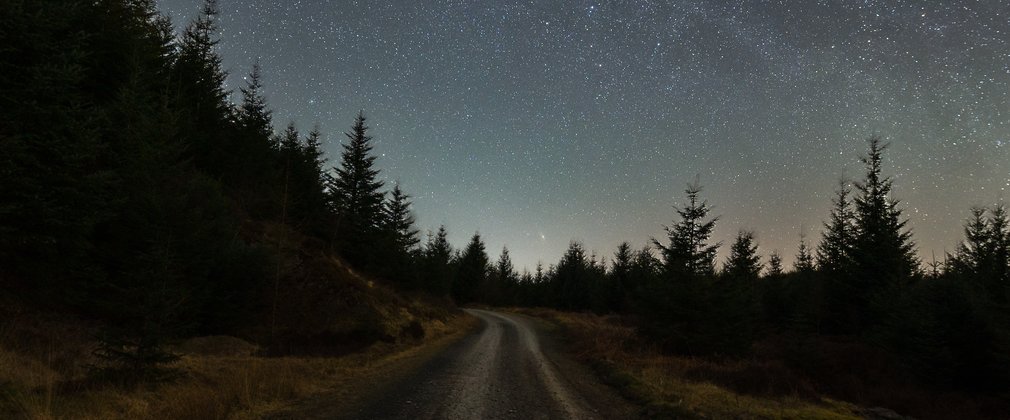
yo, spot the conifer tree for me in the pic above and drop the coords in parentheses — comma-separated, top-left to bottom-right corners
(642, 182, 725, 355)
(631, 246, 659, 281)
(820, 138, 919, 333)
(278, 121, 300, 153)
(794, 233, 815, 272)
(724, 230, 762, 280)
(713, 230, 761, 355)
(383, 182, 420, 254)
(224, 63, 282, 215)
(302, 125, 327, 177)
(554, 241, 592, 310)
(422, 226, 455, 296)
(817, 180, 854, 273)
(653, 181, 720, 278)
(380, 182, 420, 284)
(173, 0, 231, 175)
(287, 125, 329, 233)
(767, 251, 784, 277)
(236, 63, 272, 140)
(609, 242, 634, 310)
(328, 111, 385, 268)
(950, 205, 1010, 302)
(454, 233, 489, 303)
(492, 246, 518, 305)
(496, 246, 517, 284)
(848, 138, 919, 321)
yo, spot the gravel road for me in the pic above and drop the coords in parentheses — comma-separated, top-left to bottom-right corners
(340, 308, 635, 420)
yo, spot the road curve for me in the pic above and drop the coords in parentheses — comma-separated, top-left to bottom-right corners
(344, 309, 630, 420)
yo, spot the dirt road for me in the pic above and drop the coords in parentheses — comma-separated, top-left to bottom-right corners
(333, 309, 636, 419)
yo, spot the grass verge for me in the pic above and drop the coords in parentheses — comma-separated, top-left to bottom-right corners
(512, 308, 863, 420)
(0, 312, 477, 420)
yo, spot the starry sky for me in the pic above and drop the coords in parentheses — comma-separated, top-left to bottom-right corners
(157, 0, 1010, 271)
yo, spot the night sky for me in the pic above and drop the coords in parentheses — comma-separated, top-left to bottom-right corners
(157, 0, 1010, 271)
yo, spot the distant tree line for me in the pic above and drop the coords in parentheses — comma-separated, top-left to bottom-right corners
(442, 138, 1010, 392)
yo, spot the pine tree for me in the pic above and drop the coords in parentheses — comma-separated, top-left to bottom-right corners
(724, 230, 762, 280)
(794, 233, 815, 272)
(454, 233, 489, 303)
(493, 246, 518, 305)
(383, 183, 420, 254)
(950, 207, 992, 276)
(553, 241, 592, 310)
(422, 225, 454, 296)
(642, 182, 726, 355)
(653, 181, 720, 278)
(767, 251, 784, 277)
(988, 205, 1010, 300)
(302, 125, 327, 177)
(608, 242, 634, 311)
(225, 63, 282, 216)
(296, 125, 330, 231)
(846, 137, 919, 330)
(328, 111, 385, 268)
(950, 205, 1010, 302)
(716, 230, 761, 354)
(497, 246, 516, 284)
(381, 182, 420, 285)
(172, 0, 231, 175)
(278, 121, 300, 153)
(236, 63, 272, 141)
(817, 180, 854, 273)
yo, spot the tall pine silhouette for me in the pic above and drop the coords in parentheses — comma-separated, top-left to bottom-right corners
(844, 137, 918, 331)
(328, 112, 385, 268)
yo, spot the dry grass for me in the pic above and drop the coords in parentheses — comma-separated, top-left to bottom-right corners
(513, 308, 862, 420)
(0, 313, 474, 420)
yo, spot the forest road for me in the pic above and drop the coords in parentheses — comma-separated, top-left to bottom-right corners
(335, 308, 637, 420)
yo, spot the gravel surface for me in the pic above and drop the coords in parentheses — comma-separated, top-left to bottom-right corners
(340, 309, 636, 420)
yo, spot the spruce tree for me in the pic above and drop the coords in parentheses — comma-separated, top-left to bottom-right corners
(609, 242, 634, 310)
(724, 230, 762, 280)
(496, 247, 517, 284)
(653, 181, 720, 278)
(236, 63, 272, 141)
(422, 225, 454, 295)
(302, 125, 327, 178)
(850, 138, 918, 317)
(817, 180, 855, 273)
(328, 111, 385, 268)
(794, 233, 815, 272)
(643, 182, 724, 355)
(172, 0, 231, 175)
(493, 246, 518, 305)
(554, 241, 591, 310)
(767, 251, 784, 277)
(383, 182, 420, 254)
(950, 205, 1010, 302)
(716, 230, 761, 353)
(380, 182, 420, 285)
(289, 125, 329, 233)
(454, 233, 489, 303)
(226, 63, 282, 216)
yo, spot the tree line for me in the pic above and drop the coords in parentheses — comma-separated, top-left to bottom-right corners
(2, 0, 1008, 394)
(432, 138, 1009, 392)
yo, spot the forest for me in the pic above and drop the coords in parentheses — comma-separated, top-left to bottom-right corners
(2, 0, 1009, 417)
